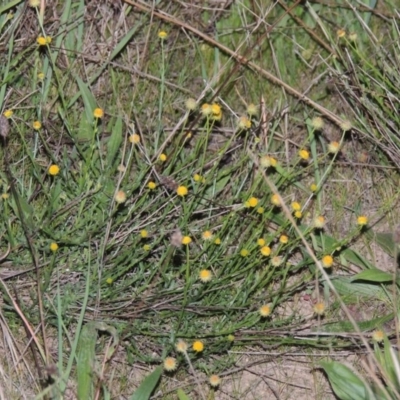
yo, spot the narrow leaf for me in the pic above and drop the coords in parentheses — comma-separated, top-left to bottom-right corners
(130, 366, 162, 400)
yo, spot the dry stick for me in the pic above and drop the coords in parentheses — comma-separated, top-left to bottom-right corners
(248, 150, 395, 399)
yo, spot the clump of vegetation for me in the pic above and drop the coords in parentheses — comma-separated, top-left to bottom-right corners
(1, 1, 400, 399)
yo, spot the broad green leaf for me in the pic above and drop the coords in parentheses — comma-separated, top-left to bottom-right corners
(351, 269, 395, 283)
(76, 112, 93, 143)
(129, 366, 162, 400)
(320, 360, 373, 400)
(177, 388, 190, 400)
(330, 276, 388, 301)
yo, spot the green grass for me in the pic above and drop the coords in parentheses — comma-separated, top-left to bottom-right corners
(1, 1, 400, 399)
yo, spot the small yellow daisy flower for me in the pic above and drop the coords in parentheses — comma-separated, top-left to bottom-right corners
(50, 242, 58, 252)
(257, 238, 266, 246)
(140, 230, 148, 238)
(37, 36, 47, 46)
(240, 249, 249, 257)
(357, 215, 368, 226)
(193, 174, 203, 182)
(176, 339, 188, 353)
(199, 269, 212, 282)
(214, 238, 221, 245)
(257, 207, 264, 214)
(279, 235, 288, 244)
(211, 103, 221, 115)
(182, 236, 192, 245)
(201, 103, 212, 116)
(48, 164, 60, 176)
(310, 183, 318, 192)
(259, 304, 271, 317)
(93, 108, 104, 119)
(298, 149, 310, 160)
(106, 277, 113, 285)
(1, 193, 9, 200)
(209, 374, 221, 387)
(260, 155, 277, 168)
(177, 185, 188, 197)
(143, 244, 151, 251)
(372, 329, 385, 343)
(158, 30, 168, 39)
(260, 246, 271, 256)
(321, 255, 333, 268)
(314, 216, 326, 229)
(3, 110, 13, 118)
(115, 190, 126, 204)
(328, 141, 341, 154)
(192, 340, 204, 352)
(247, 197, 258, 208)
(337, 29, 346, 38)
(314, 302, 325, 315)
(202, 230, 213, 240)
(33, 121, 41, 130)
(163, 357, 177, 371)
(147, 181, 156, 190)
(38, 72, 45, 80)
(294, 210, 302, 219)
(237, 116, 251, 130)
(159, 153, 167, 162)
(291, 202, 301, 211)
(129, 134, 140, 144)
(271, 194, 281, 207)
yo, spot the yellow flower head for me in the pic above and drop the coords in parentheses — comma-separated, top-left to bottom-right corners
(48, 164, 60, 176)
(33, 121, 42, 130)
(314, 216, 325, 229)
(291, 202, 301, 211)
(129, 134, 140, 144)
(177, 185, 188, 197)
(214, 238, 221, 245)
(298, 149, 310, 160)
(372, 329, 385, 343)
(260, 246, 271, 256)
(50, 242, 58, 252)
(209, 374, 221, 387)
(159, 153, 167, 162)
(257, 207, 264, 214)
(259, 304, 271, 317)
(175, 339, 188, 353)
(143, 244, 151, 251)
(182, 236, 192, 245)
(246, 197, 258, 208)
(321, 255, 333, 268)
(349, 32, 358, 42)
(115, 190, 126, 204)
(271, 194, 281, 207)
(201, 103, 212, 116)
(310, 183, 318, 192)
(202, 230, 213, 240)
(279, 235, 288, 244)
(37, 36, 47, 46)
(328, 141, 341, 154)
(240, 249, 249, 257)
(211, 103, 221, 115)
(147, 181, 156, 190)
(106, 277, 113, 285)
(260, 155, 277, 168)
(193, 173, 202, 182)
(257, 238, 266, 246)
(158, 30, 168, 39)
(199, 269, 212, 282)
(294, 210, 302, 219)
(357, 215, 368, 226)
(237, 116, 251, 130)
(337, 29, 346, 38)
(192, 340, 204, 352)
(271, 256, 283, 267)
(340, 120, 352, 132)
(38, 72, 45, 80)
(3, 110, 13, 118)
(163, 357, 177, 371)
(29, 0, 40, 6)
(140, 229, 148, 238)
(314, 302, 325, 315)
(93, 108, 104, 119)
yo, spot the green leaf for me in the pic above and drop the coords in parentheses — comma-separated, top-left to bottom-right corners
(129, 366, 162, 400)
(177, 388, 191, 400)
(75, 76, 97, 124)
(320, 360, 373, 400)
(351, 269, 394, 283)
